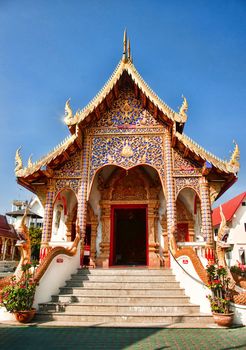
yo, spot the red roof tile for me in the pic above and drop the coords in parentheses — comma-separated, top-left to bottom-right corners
(212, 192, 246, 227)
(0, 215, 18, 239)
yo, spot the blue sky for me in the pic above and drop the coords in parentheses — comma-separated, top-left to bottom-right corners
(0, 0, 245, 213)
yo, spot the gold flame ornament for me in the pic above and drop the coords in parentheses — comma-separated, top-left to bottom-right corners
(27, 154, 33, 167)
(121, 140, 133, 158)
(64, 98, 75, 125)
(15, 147, 23, 173)
(179, 95, 188, 119)
(229, 141, 240, 169)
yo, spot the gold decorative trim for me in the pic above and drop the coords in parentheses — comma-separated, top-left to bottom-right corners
(16, 134, 76, 178)
(175, 132, 231, 173)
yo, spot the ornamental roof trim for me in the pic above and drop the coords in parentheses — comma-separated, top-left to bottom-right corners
(65, 60, 187, 127)
(16, 134, 76, 178)
(175, 132, 239, 174)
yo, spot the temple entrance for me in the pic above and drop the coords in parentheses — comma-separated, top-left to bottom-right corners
(110, 205, 147, 266)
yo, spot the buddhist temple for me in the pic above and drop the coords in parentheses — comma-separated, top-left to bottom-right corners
(15, 31, 240, 271)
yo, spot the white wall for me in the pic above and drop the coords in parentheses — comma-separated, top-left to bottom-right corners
(170, 253, 211, 314)
(227, 203, 246, 266)
(33, 245, 80, 307)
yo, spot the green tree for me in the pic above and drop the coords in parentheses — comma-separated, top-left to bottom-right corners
(29, 226, 42, 260)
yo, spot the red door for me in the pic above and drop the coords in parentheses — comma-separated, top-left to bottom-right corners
(110, 205, 148, 266)
(177, 223, 189, 242)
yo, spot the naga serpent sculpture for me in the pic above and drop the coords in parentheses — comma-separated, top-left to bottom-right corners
(0, 212, 81, 292)
(169, 224, 208, 284)
(216, 205, 230, 268)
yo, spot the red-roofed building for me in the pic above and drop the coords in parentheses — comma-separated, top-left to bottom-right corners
(0, 215, 19, 272)
(212, 192, 246, 266)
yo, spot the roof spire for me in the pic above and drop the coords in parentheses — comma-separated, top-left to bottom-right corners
(122, 29, 127, 62)
(127, 38, 131, 62)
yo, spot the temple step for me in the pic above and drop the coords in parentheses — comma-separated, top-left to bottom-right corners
(36, 312, 212, 325)
(58, 286, 185, 296)
(36, 268, 212, 326)
(76, 268, 173, 275)
(51, 295, 189, 304)
(39, 303, 199, 314)
(68, 274, 176, 283)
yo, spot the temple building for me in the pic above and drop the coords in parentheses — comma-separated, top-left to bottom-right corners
(0, 215, 18, 272)
(15, 32, 240, 269)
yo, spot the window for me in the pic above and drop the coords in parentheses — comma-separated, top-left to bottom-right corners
(214, 228, 218, 236)
(244, 223, 246, 232)
(242, 202, 246, 206)
(239, 249, 245, 265)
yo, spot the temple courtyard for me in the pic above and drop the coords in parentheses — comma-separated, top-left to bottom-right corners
(0, 325, 245, 350)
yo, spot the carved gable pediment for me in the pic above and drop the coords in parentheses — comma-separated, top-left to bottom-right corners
(100, 167, 160, 201)
(173, 150, 201, 176)
(54, 151, 82, 178)
(91, 88, 162, 128)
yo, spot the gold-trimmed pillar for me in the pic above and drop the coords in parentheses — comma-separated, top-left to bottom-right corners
(40, 180, 54, 261)
(148, 200, 160, 267)
(163, 128, 177, 266)
(199, 177, 215, 262)
(89, 216, 98, 267)
(96, 201, 111, 267)
(77, 134, 90, 264)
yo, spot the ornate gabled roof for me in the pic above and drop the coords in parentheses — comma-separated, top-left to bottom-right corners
(65, 60, 186, 127)
(15, 31, 239, 183)
(175, 132, 240, 174)
(64, 31, 187, 128)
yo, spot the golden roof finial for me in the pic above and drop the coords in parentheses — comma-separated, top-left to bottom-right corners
(15, 147, 23, 173)
(179, 95, 188, 119)
(122, 29, 127, 62)
(127, 38, 131, 62)
(228, 140, 240, 172)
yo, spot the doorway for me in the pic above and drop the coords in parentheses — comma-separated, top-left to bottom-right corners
(110, 205, 147, 266)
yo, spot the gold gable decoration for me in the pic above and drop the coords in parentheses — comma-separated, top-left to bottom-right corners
(15, 147, 23, 174)
(227, 141, 240, 174)
(64, 31, 187, 128)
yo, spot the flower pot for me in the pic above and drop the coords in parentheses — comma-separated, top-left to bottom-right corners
(14, 308, 36, 323)
(212, 312, 234, 327)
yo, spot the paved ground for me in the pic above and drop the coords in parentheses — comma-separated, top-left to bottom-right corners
(0, 326, 245, 350)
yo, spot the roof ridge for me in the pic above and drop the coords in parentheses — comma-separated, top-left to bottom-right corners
(176, 132, 230, 172)
(76, 60, 123, 120)
(16, 134, 76, 177)
(126, 62, 176, 117)
(69, 59, 185, 126)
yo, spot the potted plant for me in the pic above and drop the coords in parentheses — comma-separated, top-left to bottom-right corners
(0, 262, 37, 323)
(206, 264, 234, 327)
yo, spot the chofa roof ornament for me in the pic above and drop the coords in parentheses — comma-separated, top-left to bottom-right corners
(15, 147, 23, 174)
(179, 95, 188, 121)
(64, 98, 78, 126)
(227, 141, 240, 174)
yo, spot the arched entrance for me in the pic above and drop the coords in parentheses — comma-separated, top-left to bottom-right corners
(176, 187, 202, 242)
(88, 165, 163, 268)
(51, 188, 78, 242)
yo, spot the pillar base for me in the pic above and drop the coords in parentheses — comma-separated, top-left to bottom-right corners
(96, 257, 109, 268)
(148, 252, 161, 268)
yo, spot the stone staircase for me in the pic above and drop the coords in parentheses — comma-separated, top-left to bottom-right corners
(36, 268, 212, 327)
